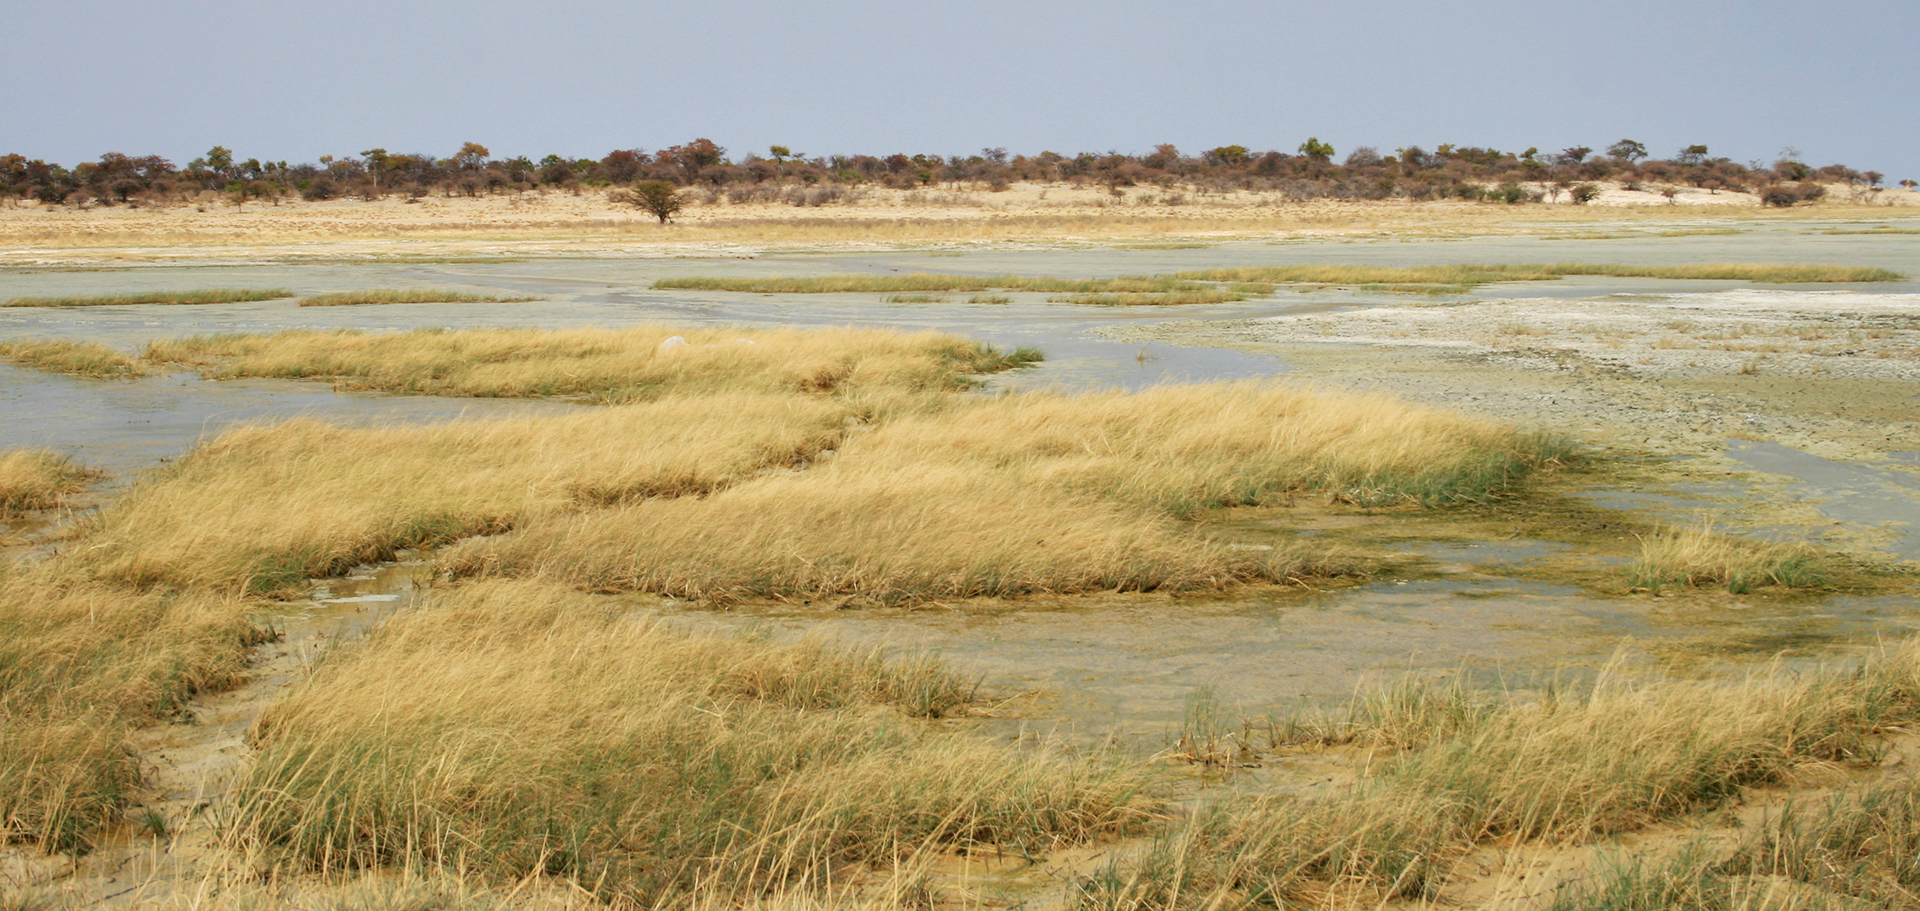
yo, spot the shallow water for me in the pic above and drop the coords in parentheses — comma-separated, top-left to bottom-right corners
(5, 230, 1919, 733)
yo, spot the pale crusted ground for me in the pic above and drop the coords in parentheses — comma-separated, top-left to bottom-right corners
(2, 182, 1915, 265)
(1108, 289, 1920, 466)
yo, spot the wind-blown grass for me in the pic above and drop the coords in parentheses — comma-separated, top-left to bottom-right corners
(143, 325, 1031, 400)
(1627, 521, 1831, 593)
(1077, 644, 1920, 908)
(0, 570, 262, 851)
(296, 289, 540, 307)
(0, 449, 102, 515)
(231, 579, 1156, 902)
(441, 384, 1566, 601)
(75, 394, 855, 594)
(0, 289, 293, 307)
(0, 339, 145, 377)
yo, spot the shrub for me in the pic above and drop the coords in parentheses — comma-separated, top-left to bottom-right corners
(301, 178, 339, 201)
(624, 179, 683, 223)
(1570, 183, 1602, 204)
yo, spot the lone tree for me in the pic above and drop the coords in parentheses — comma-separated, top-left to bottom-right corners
(625, 179, 683, 223)
(1606, 139, 1648, 163)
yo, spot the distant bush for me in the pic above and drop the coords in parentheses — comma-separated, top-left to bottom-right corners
(1570, 183, 1602, 204)
(1762, 183, 1825, 207)
(301, 178, 339, 201)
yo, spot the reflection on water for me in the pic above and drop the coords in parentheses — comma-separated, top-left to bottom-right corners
(0, 364, 577, 479)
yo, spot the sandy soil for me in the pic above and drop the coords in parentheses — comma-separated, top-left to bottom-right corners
(3, 182, 1915, 265)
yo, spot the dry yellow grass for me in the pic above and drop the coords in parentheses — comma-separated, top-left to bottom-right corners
(230, 579, 1157, 901)
(846, 383, 1567, 513)
(0, 339, 145, 378)
(143, 325, 1030, 400)
(1079, 645, 1920, 909)
(443, 464, 1306, 602)
(1628, 521, 1830, 593)
(75, 394, 854, 594)
(0, 448, 102, 514)
(442, 384, 1563, 601)
(0, 569, 260, 850)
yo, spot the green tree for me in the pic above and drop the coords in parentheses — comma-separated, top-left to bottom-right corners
(624, 180, 683, 223)
(1297, 137, 1334, 161)
(1606, 139, 1648, 162)
(1677, 144, 1709, 165)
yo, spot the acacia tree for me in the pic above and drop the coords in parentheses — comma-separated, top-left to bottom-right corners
(1606, 139, 1648, 163)
(625, 179, 683, 223)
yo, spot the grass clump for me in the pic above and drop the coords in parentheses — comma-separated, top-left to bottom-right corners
(0, 289, 292, 307)
(1628, 521, 1831, 593)
(882, 293, 948, 303)
(0, 449, 101, 515)
(143, 325, 1029, 400)
(1078, 645, 1920, 909)
(74, 394, 855, 594)
(296, 289, 540, 307)
(441, 384, 1563, 602)
(0, 570, 263, 851)
(0, 339, 145, 377)
(231, 579, 1155, 902)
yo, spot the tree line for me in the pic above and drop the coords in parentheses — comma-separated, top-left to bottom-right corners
(0, 138, 1904, 210)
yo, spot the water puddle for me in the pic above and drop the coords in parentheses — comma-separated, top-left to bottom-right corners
(1725, 439, 1920, 561)
(0, 364, 580, 478)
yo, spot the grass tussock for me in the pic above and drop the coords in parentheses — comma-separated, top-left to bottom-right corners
(0, 289, 293, 307)
(1076, 645, 1920, 909)
(1547, 777, 1920, 910)
(442, 384, 1564, 601)
(231, 579, 1156, 901)
(296, 289, 540, 306)
(0, 449, 101, 515)
(1628, 521, 1831, 593)
(0, 569, 263, 850)
(74, 394, 855, 594)
(441, 465, 1311, 603)
(0, 339, 145, 377)
(142, 325, 1029, 400)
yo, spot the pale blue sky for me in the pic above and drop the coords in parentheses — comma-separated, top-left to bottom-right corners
(6, 0, 1916, 182)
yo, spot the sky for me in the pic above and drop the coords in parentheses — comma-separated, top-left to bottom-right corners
(5, 0, 1918, 182)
